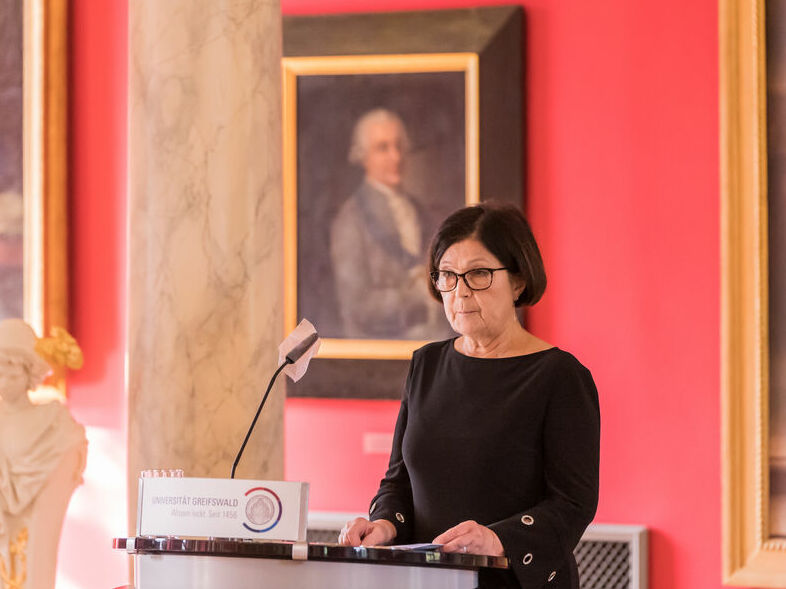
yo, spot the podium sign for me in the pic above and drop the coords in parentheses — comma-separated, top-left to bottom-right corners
(137, 477, 309, 541)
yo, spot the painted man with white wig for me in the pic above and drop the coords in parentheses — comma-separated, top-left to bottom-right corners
(330, 108, 453, 340)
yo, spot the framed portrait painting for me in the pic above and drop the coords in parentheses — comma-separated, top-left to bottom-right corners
(721, 0, 786, 583)
(283, 53, 477, 359)
(0, 0, 69, 399)
(282, 7, 523, 372)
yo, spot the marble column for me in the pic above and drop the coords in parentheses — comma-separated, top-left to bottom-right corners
(127, 0, 283, 529)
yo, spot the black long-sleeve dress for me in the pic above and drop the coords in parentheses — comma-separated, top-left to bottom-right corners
(368, 339, 600, 588)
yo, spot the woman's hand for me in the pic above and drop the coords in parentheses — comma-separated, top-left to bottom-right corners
(338, 517, 397, 547)
(433, 520, 504, 556)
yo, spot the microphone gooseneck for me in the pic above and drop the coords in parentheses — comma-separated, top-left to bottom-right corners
(230, 359, 291, 479)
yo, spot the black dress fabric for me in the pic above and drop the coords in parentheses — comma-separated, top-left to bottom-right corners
(368, 339, 600, 589)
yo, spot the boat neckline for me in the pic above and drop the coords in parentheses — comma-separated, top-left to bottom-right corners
(448, 337, 559, 360)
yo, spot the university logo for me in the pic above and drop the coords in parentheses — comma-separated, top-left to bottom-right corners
(243, 487, 283, 533)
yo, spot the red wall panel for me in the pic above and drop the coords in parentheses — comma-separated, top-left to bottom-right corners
(286, 399, 401, 512)
(283, 1, 722, 588)
(59, 2, 129, 587)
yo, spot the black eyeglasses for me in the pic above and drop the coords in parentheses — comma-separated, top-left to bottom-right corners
(430, 268, 508, 292)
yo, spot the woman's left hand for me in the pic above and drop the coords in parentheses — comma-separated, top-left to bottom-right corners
(433, 520, 504, 556)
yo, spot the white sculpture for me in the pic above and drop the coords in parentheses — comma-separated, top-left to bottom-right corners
(0, 319, 86, 589)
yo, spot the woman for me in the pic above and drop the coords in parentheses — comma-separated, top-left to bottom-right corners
(339, 203, 600, 588)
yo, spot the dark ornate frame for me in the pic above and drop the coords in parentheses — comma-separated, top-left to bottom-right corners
(282, 6, 524, 398)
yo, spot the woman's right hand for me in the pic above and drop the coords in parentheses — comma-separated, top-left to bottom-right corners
(338, 517, 397, 546)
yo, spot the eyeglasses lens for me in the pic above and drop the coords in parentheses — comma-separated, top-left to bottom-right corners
(466, 269, 492, 289)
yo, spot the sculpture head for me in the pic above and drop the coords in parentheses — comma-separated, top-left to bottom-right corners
(0, 319, 51, 403)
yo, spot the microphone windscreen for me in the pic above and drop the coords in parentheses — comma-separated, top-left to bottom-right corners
(278, 319, 320, 382)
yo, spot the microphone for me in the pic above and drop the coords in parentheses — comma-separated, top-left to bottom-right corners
(231, 324, 320, 479)
(286, 331, 319, 364)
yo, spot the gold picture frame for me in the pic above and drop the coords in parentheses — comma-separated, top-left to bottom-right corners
(23, 0, 69, 400)
(720, 0, 786, 583)
(282, 53, 480, 360)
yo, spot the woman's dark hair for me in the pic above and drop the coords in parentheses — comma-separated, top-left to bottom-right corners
(427, 202, 546, 307)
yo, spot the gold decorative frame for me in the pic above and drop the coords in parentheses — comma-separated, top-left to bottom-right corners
(720, 0, 786, 584)
(282, 53, 479, 360)
(23, 0, 69, 399)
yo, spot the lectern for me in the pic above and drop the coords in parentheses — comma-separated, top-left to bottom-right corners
(113, 536, 509, 589)
(118, 476, 509, 587)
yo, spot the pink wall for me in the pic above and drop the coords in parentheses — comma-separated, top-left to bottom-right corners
(57, 2, 129, 588)
(284, 1, 722, 589)
(61, 0, 724, 588)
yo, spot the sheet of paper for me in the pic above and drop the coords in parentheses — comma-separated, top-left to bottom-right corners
(277, 318, 320, 382)
(387, 543, 443, 551)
